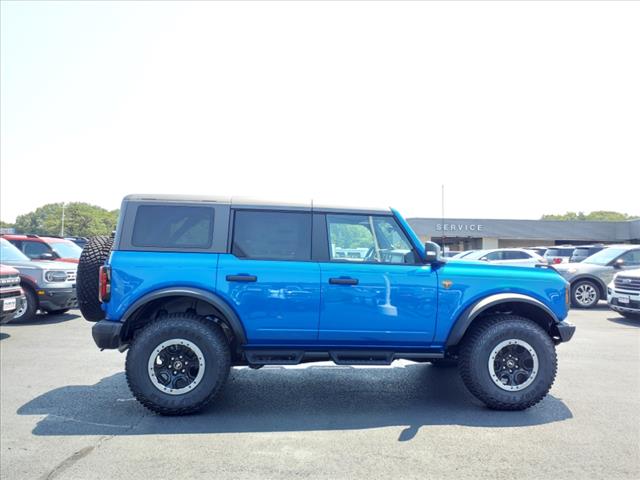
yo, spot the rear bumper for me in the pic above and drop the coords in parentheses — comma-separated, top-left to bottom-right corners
(551, 321, 576, 343)
(92, 320, 122, 350)
(38, 287, 78, 312)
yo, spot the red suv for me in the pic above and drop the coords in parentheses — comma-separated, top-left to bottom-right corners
(1, 235, 82, 264)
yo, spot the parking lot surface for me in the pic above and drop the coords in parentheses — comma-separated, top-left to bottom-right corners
(0, 307, 638, 480)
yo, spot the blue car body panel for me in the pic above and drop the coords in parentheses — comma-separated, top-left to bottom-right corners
(104, 251, 219, 321)
(216, 255, 321, 344)
(104, 208, 570, 351)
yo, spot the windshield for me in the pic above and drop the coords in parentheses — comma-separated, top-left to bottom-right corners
(583, 248, 627, 266)
(0, 238, 30, 262)
(50, 240, 82, 258)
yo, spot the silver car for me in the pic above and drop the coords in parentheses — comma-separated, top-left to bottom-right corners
(554, 245, 640, 308)
(456, 248, 547, 267)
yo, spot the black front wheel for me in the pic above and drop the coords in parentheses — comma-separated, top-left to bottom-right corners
(10, 288, 38, 323)
(125, 313, 231, 415)
(459, 315, 557, 410)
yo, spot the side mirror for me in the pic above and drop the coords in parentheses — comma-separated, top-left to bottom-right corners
(39, 252, 55, 260)
(424, 241, 443, 264)
(613, 258, 625, 269)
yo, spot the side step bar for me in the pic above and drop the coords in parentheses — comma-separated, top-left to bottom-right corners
(243, 349, 444, 367)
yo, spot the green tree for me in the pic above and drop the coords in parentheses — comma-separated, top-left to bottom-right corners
(541, 211, 638, 221)
(0, 220, 15, 228)
(14, 202, 119, 237)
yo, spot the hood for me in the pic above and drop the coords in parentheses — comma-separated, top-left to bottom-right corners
(1, 258, 77, 271)
(0, 264, 20, 275)
(617, 268, 640, 279)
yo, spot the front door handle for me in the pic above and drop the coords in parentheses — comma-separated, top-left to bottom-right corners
(226, 274, 257, 282)
(329, 277, 359, 285)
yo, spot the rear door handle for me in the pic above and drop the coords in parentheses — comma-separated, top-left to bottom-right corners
(226, 274, 257, 282)
(329, 277, 359, 285)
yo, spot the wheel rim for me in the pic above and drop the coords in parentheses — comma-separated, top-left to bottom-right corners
(13, 298, 28, 319)
(574, 283, 597, 306)
(147, 339, 205, 395)
(488, 339, 539, 392)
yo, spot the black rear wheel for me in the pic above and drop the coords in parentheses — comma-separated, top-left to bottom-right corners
(77, 235, 113, 321)
(125, 313, 231, 415)
(459, 315, 557, 410)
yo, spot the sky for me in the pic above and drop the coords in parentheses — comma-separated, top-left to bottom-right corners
(1, 1, 639, 223)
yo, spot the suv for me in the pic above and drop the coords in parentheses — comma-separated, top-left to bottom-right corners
(569, 245, 606, 263)
(607, 269, 640, 319)
(0, 239, 78, 322)
(2, 234, 82, 263)
(78, 194, 575, 415)
(0, 264, 25, 324)
(544, 246, 575, 265)
(555, 245, 640, 308)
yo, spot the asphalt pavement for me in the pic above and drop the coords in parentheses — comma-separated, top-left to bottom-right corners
(0, 306, 638, 479)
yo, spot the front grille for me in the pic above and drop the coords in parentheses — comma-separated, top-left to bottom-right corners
(66, 271, 76, 282)
(0, 288, 21, 299)
(614, 276, 640, 292)
(0, 275, 21, 288)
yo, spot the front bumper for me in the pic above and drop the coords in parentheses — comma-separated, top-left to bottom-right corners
(0, 295, 26, 324)
(92, 320, 122, 350)
(37, 287, 78, 312)
(550, 320, 576, 343)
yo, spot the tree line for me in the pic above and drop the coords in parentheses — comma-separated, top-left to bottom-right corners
(541, 211, 638, 221)
(1, 203, 119, 237)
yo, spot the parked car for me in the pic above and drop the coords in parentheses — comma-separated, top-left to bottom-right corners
(78, 194, 574, 415)
(443, 250, 461, 258)
(555, 245, 640, 308)
(451, 250, 476, 258)
(569, 245, 605, 263)
(0, 238, 78, 322)
(0, 264, 26, 324)
(528, 246, 550, 257)
(607, 269, 640, 319)
(65, 236, 89, 249)
(2, 234, 82, 263)
(460, 248, 547, 267)
(544, 246, 575, 264)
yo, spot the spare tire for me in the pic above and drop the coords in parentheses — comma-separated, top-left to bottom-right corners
(77, 235, 114, 321)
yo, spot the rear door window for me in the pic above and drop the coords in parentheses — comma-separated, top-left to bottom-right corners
(232, 210, 312, 261)
(132, 205, 214, 249)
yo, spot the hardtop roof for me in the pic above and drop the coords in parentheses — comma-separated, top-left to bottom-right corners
(123, 194, 392, 214)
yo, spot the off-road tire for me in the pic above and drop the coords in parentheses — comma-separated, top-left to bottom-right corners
(571, 279, 600, 308)
(10, 287, 38, 323)
(125, 313, 231, 415)
(459, 314, 557, 410)
(77, 235, 113, 321)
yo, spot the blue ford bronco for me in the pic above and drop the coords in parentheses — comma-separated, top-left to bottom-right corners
(77, 194, 575, 415)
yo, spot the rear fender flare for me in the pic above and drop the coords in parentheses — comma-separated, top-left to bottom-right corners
(120, 287, 247, 345)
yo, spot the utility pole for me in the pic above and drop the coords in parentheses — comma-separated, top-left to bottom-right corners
(441, 184, 445, 250)
(60, 203, 66, 237)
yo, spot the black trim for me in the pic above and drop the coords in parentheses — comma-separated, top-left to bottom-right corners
(552, 321, 576, 343)
(242, 348, 444, 366)
(225, 275, 257, 282)
(329, 277, 359, 285)
(446, 293, 560, 347)
(120, 287, 248, 345)
(92, 320, 122, 349)
(312, 213, 329, 262)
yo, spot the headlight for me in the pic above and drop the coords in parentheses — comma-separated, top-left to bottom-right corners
(44, 271, 68, 282)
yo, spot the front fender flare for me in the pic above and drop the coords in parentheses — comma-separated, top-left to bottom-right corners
(445, 293, 560, 347)
(120, 287, 247, 345)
